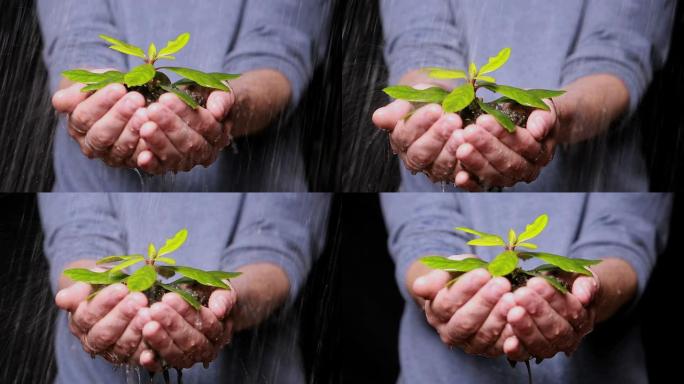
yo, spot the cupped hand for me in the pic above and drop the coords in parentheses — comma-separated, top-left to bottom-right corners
(413, 258, 516, 357)
(503, 275, 598, 361)
(455, 103, 558, 191)
(134, 91, 234, 175)
(54, 282, 149, 364)
(138, 289, 237, 371)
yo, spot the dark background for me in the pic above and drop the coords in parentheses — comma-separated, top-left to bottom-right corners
(3, 1, 681, 192)
(0, 193, 680, 383)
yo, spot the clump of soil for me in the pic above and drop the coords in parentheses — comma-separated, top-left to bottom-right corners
(128, 72, 208, 108)
(505, 268, 570, 292)
(144, 281, 215, 306)
(459, 99, 534, 128)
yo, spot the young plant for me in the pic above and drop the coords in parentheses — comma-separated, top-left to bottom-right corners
(383, 48, 565, 132)
(420, 214, 601, 384)
(61, 33, 240, 109)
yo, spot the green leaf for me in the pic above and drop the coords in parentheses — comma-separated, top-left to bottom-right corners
(158, 32, 191, 58)
(442, 83, 475, 113)
(97, 254, 144, 265)
(172, 266, 229, 289)
(62, 69, 121, 84)
(210, 73, 241, 81)
(516, 242, 538, 250)
(124, 64, 156, 87)
(425, 68, 467, 80)
(159, 283, 201, 310)
(481, 83, 549, 110)
(159, 85, 199, 109)
(163, 67, 230, 91)
(126, 265, 157, 292)
(521, 252, 601, 276)
(531, 264, 558, 273)
(420, 256, 488, 272)
(468, 236, 507, 247)
(156, 266, 177, 279)
(109, 256, 145, 274)
(538, 274, 569, 294)
(488, 251, 519, 276)
(476, 99, 516, 133)
(382, 86, 449, 103)
(157, 229, 188, 257)
(478, 47, 511, 75)
(99, 34, 146, 59)
(148, 243, 157, 259)
(209, 271, 242, 280)
(63, 268, 128, 285)
(517, 214, 549, 243)
(508, 229, 517, 247)
(156, 257, 177, 265)
(526, 89, 566, 99)
(455, 227, 500, 238)
(475, 75, 496, 83)
(148, 43, 157, 61)
(469, 62, 478, 78)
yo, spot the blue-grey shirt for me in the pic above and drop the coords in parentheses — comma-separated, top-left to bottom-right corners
(38, 0, 330, 192)
(39, 193, 330, 383)
(381, 193, 671, 384)
(381, 0, 675, 192)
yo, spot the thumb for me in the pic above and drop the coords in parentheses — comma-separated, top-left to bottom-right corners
(372, 100, 413, 131)
(526, 105, 556, 141)
(572, 276, 598, 306)
(52, 83, 89, 114)
(206, 91, 235, 122)
(208, 289, 237, 321)
(55, 282, 92, 312)
(413, 269, 451, 301)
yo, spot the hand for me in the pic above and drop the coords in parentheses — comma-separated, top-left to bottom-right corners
(373, 95, 465, 182)
(52, 75, 148, 167)
(503, 275, 598, 361)
(454, 104, 557, 191)
(138, 289, 236, 371)
(413, 259, 516, 357)
(54, 282, 149, 364)
(134, 91, 234, 175)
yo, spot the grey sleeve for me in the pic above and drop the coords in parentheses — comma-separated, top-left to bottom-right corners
(380, 193, 469, 301)
(560, 0, 675, 115)
(37, 0, 126, 93)
(225, 0, 331, 107)
(569, 193, 672, 302)
(380, 0, 466, 84)
(221, 193, 331, 305)
(38, 193, 127, 294)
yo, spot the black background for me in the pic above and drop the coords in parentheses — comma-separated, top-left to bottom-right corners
(0, 193, 681, 383)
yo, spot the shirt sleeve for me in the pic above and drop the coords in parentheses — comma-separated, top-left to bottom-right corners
(379, 0, 466, 85)
(37, 0, 126, 93)
(38, 193, 127, 294)
(380, 193, 470, 301)
(224, 0, 331, 107)
(220, 193, 331, 305)
(560, 0, 676, 115)
(569, 193, 672, 305)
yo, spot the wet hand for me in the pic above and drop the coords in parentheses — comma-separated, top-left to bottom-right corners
(413, 259, 516, 357)
(138, 289, 236, 371)
(134, 91, 234, 175)
(52, 75, 148, 167)
(455, 105, 557, 191)
(503, 276, 598, 361)
(373, 95, 465, 182)
(54, 282, 149, 365)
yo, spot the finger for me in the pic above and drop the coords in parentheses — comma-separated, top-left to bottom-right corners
(427, 128, 464, 181)
(55, 282, 93, 312)
(444, 277, 511, 347)
(85, 92, 145, 153)
(207, 289, 237, 321)
(571, 276, 598, 306)
(526, 107, 556, 141)
(456, 142, 512, 187)
(392, 104, 443, 154)
(206, 91, 235, 123)
(526, 277, 587, 330)
(463, 124, 538, 183)
(161, 293, 223, 343)
(513, 287, 576, 352)
(139, 349, 163, 372)
(72, 283, 128, 333)
(53, 83, 89, 114)
(70, 84, 127, 134)
(142, 320, 193, 369)
(503, 335, 530, 361)
(111, 306, 151, 359)
(406, 113, 461, 171)
(507, 306, 556, 358)
(429, 269, 491, 322)
(149, 302, 214, 362)
(413, 269, 452, 301)
(454, 169, 483, 192)
(86, 292, 148, 353)
(487, 304, 516, 356)
(138, 121, 181, 173)
(109, 108, 148, 165)
(372, 100, 414, 131)
(476, 114, 543, 162)
(462, 281, 515, 353)
(159, 93, 227, 147)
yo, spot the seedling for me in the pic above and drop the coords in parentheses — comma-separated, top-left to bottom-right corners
(61, 33, 240, 109)
(383, 48, 565, 132)
(420, 214, 601, 383)
(63, 228, 241, 383)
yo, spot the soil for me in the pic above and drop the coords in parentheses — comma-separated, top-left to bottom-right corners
(459, 99, 534, 128)
(127, 72, 208, 108)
